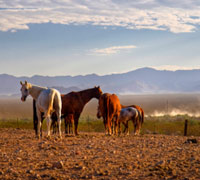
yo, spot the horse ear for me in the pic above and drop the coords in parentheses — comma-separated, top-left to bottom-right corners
(25, 81, 28, 85)
(20, 81, 23, 85)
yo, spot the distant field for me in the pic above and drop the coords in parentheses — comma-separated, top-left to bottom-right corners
(0, 94, 200, 136)
(0, 115, 200, 136)
(1, 93, 200, 118)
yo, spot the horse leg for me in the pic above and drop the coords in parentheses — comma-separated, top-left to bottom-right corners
(69, 115, 74, 135)
(64, 117, 68, 134)
(56, 111, 62, 138)
(34, 114, 38, 136)
(103, 118, 107, 135)
(126, 122, 130, 135)
(122, 122, 127, 134)
(68, 115, 71, 134)
(67, 118, 70, 135)
(67, 121, 70, 135)
(107, 118, 112, 135)
(36, 110, 42, 139)
(74, 120, 78, 135)
(115, 115, 120, 135)
(112, 119, 115, 135)
(112, 115, 119, 135)
(133, 118, 138, 135)
(33, 99, 39, 136)
(118, 122, 121, 135)
(52, 113, 58, 134)
(74, 114, 80, 136)
(51, 118, 54, 134)
(40, 113, 44, 137)
(71, 118, 74, 135)
(46, 115, 52, 138)
(69, 120, 71, 134)
(136, 118, 141, 135)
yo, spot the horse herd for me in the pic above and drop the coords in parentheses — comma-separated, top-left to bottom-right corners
(20, 81, 144, 139)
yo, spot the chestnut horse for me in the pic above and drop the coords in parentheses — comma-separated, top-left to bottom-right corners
(33, 86, 103, 136)
(97, 93, 121, 135)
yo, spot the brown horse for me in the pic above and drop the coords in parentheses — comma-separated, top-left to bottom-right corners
(33, 86, 103, 136)
(97, 93, 121, 135)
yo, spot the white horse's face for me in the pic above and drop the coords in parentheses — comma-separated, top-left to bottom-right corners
(20, 81, 30, 101)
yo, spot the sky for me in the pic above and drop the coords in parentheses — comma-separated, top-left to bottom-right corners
(0, 0, 200, 77)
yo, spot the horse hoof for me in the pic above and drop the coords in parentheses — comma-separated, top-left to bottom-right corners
(46, 136, 51, 140)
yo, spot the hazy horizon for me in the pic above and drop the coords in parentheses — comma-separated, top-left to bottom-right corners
(1, 66, 200, 78)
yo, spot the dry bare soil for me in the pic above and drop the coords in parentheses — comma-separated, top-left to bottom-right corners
(0, 129, 200, 180)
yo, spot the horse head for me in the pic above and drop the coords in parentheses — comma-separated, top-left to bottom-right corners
(96, 105, 102, 119)
(20, 81, 32, 101)
(94, 86, 103, 99)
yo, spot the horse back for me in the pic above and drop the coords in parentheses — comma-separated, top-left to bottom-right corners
(109, 94, 121, 115)
(61, 92, 84, 115)
(122, 104, 144, 124)
(98, 93, 111, 119)
(36, 88, 61, 113)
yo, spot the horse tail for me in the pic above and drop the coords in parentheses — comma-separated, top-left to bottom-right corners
(46, 89, 56, 117)
(103, 96, 108, 123)
(140, 109, 144, 125)
(138, 109, 142, 124)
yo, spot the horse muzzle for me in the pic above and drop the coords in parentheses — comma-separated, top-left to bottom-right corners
(21, 96, 27, 102)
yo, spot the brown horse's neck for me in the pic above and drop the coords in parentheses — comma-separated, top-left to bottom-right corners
(79, 88, 98, 105)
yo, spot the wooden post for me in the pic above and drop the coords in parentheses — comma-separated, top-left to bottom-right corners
(184, 119, 188, 136)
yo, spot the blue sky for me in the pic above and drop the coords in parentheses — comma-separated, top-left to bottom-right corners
(0, 0, 200, 76)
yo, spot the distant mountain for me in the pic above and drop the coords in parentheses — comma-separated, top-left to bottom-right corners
(1, 67, 200, 96)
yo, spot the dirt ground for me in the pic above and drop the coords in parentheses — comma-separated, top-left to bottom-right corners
(0, 128, 199, 180)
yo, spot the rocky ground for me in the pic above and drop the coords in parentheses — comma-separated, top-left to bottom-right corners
(0, 128, 200, 180)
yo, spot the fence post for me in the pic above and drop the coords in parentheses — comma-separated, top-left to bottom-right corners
(184, 119, 188, 136)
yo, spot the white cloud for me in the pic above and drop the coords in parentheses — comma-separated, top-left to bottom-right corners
(151, 65, 200, 71)
(0, 0, 200, 33)
(90, 45, 137, 55)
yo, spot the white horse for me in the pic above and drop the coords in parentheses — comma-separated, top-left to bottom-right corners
(118, 107, 141, 135)
(20, 81, 62, 139)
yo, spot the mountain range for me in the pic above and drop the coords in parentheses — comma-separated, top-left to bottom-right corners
(1, 67, 200, 96)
